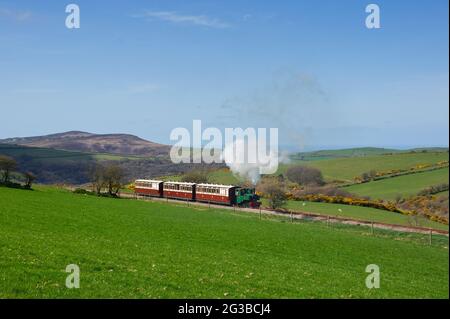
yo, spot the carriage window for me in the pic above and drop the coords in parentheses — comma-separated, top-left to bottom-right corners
(165, 184, 179, 190)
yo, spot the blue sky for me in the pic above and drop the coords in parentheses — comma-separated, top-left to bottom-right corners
(0, 0, 448, 150)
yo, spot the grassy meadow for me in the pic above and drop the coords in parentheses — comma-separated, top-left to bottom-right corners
(0, 186, 448, 298)
(165, 150, 449, 190)
(0, 143, 140, 162)
(344, 167, 449, 200)
(290, 147, 403, 161)
(279, 151, 449, 182)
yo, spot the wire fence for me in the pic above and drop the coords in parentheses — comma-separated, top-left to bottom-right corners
(129, 192, 449, 247)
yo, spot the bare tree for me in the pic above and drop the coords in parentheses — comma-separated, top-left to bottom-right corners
(91, 164, 106, 195)
(23, 171, 36, 189)
(285, 165, 325, 186)
(0, 155, 17, 183)
(103, 164, 125, 196)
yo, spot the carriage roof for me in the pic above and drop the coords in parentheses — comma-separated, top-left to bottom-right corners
(163, 181, 196, 186)
(135, 179, 164, 183)
(196, 183, 236, 189)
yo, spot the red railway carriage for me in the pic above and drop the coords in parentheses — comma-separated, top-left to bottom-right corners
(163, 182, 196, 201)
(195, 184, 236, 205)
(134, 179, 163, 197)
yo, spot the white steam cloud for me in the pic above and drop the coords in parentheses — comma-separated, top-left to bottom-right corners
(222, 138, 289, 184)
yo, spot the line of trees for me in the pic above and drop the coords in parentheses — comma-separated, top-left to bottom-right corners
(0, 155, 36, 189)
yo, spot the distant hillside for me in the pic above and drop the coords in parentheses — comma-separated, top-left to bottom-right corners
(0, 143, 222, 185)
(0, 131, 170, 157)
(291, 147, 449, 161)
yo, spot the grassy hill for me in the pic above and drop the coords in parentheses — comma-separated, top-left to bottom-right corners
(0, 144, 218, 185)
(0, 186, 448, 298)
(280, 151, 449, 182)
(195, 150, 449, 186)
(344, 168, 449, 200)
(0, 144, 136, 184)
(0, 131, 180, 184)
(291, 147, 402, 161)
(0, 144, 97, 160)
(291, 147, 448, 162)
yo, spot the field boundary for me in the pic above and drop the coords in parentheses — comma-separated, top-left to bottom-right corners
(338, 164, 449, 188)
(61, 185, 448, 236)
(115, 191, 448, 236)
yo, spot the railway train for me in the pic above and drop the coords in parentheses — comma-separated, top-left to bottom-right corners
(134, 179, 261, 208)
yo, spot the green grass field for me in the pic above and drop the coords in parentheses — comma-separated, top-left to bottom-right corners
(0, 186, 448, 298)
(208, 169, 241, 184)
(280, 152, 449, 182)
(344, 168, 449, 201)
(291, 147, 448, 162)
(0, 144, 140, 162)
(276, 200, 448, 231)
(290, 147, 402, 161)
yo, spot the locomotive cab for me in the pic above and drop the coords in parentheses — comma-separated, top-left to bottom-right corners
(234, 187, 261, 208)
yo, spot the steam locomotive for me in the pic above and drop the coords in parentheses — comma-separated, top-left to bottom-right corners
(134, 179, 261, 208)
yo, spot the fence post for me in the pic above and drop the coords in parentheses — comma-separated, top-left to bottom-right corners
(429, 229, 432, 245)
(291, 211, 293, 223)
(259, 206, 262, 220)
(371, 221, 374, 235)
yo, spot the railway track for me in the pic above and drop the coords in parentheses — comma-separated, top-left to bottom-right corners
(117, 191, 448, 236)
(63, 186, 448, 236)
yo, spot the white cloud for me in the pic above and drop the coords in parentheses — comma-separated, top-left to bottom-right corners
(0, 7, 32, 21)
(135, 10, 230, 29)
